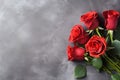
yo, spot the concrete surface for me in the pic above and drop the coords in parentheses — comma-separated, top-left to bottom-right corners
(0, 0, 120, 80)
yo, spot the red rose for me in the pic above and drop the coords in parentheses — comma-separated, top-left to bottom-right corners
(67, 45, 85, 61)
(103, 10, 120, 30)
(69, 24, 89, 44)
(77, 34, 89, 44)
(85, 35, 106, 58)
(80, 11, 99, 30)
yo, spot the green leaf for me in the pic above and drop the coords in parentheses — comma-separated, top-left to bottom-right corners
(114, 24, 120, 40)
(111, 73, 120, 80)
(74, 64, 86, 79)
(112, 40, 120, 56)
(91, 58, 103, 69)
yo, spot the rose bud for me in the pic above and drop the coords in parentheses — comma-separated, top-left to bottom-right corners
(103, 10, 120, 30)
(67, 45, 85, 61)
(69, 24, 89, 44)
(77, 34, 89, 44)
(80, 11, 99, 30)
(85, 35, 106, 58)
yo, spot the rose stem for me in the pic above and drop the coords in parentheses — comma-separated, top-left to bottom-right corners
(102, 65, 112, 74)
(105, 54, 120, 70)
(106, 36, 109, 42)
(103, 56, 120, 73)
(96, 28, 101, 37)
(103, 54, 120, 73)
(110, 56, 120, 65)
(108, 30, 113, 42)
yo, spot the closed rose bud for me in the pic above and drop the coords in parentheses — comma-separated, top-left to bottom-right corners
(69, 24, 89, 44)
(103, 10, 120, 30)
(77, 34, 89, 44)
(80, 11, 99, 30)
(67, 45, 85, 61)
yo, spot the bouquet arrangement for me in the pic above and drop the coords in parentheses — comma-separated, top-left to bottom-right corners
(66, 10, 120, 80)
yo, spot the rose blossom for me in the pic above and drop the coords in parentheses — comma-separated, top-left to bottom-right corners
(85, 35, 106, 58)
(69, 24, 89, 44)
(103, 10, 120, 30)
(80, 11, 99, 30)
(67, 45, 85, 61)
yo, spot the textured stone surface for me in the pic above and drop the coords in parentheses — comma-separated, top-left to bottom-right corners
(0, 0, 120, 80)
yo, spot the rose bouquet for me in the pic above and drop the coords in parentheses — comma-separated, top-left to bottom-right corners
(66, 10, 120, 80)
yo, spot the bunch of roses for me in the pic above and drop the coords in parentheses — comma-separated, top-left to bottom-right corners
(66, 10, 120, 80)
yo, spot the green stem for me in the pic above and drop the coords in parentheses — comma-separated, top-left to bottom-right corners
(108, 30, 113, 43)
(88, 30, 93, 34)
(103, 56, 120, 73)
(96, 28, 101, 37)
(103, 65, 112, 74)
(111, 56, 120, 66)
(85, 56, 93, 62)
(103, 54, 120, 73)
(106, 36, 109, 42)
(105, 54, 120, 69)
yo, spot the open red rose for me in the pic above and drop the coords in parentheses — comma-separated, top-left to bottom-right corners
(85, 35, 106, 58)
(80, 11, 99, 30)
(69, 24, 89, 44)
(67, 45, 85, 61)
(103, 10, 120, 30)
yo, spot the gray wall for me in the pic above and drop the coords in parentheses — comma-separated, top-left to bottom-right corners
(0, 0, 120, 80)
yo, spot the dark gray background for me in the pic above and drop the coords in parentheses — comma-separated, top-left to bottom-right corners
(0, 0, 120, 80)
